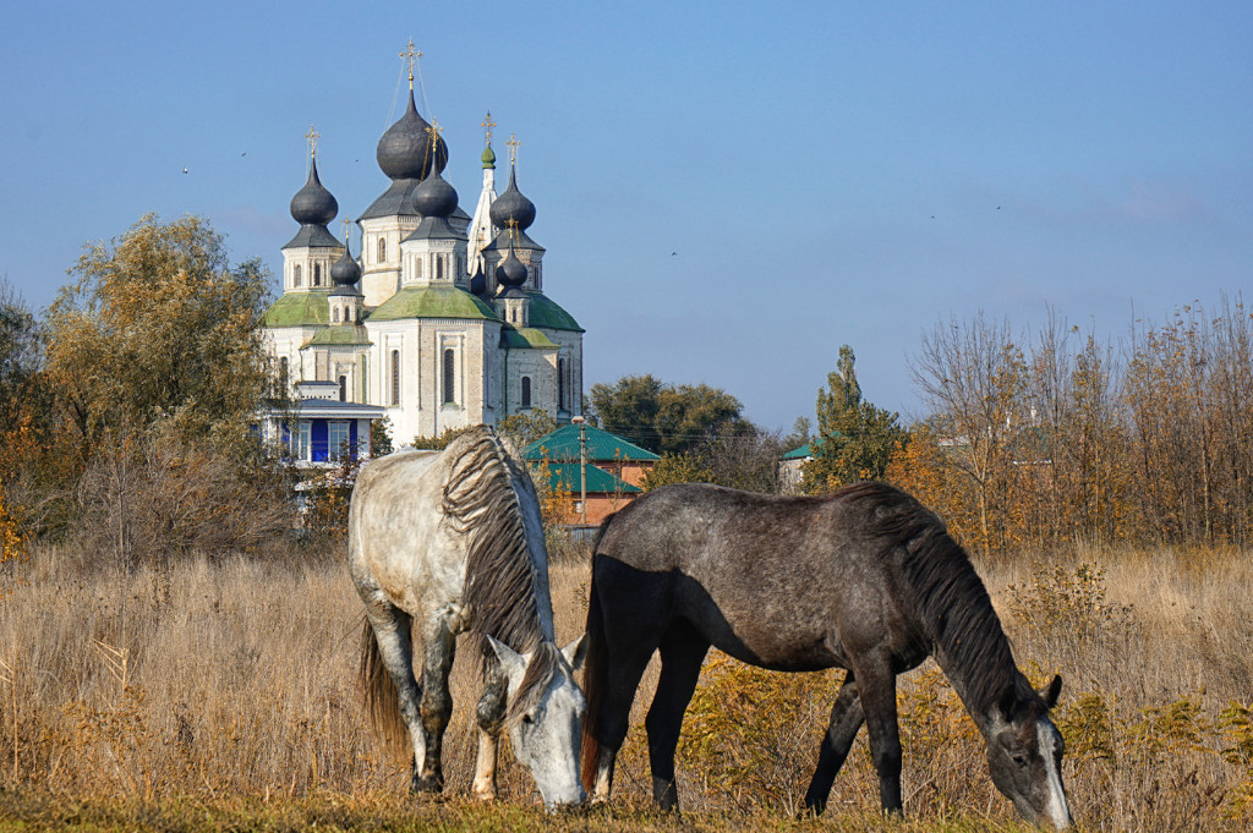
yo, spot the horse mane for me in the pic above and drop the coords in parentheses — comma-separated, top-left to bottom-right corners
(442, 427, 548, 671)
(836, 481, 1037, 715)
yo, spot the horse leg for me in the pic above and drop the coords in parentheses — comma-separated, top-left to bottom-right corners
(645, 622, 709, 811)
(415, 610, 457, 793)
(854, 657, 903, 816)
(362, 601, 427, 792)
(590, 642, 655, 803)
(471, 657, 507, 801)
(803, 672, 865, 815)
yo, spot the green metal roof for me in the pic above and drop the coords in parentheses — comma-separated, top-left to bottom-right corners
(524, 424, 661, 463)
(501, 326, 558, 349)
(306, 325, 372, 346)
(525, 292, 583, 332)
(536, 462, 641, 495)
(370, 286, 501, 322)
(263, 292, 330, 327)
(781, 443, 813, 460)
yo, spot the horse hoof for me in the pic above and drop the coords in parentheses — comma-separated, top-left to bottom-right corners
(411, 774, 444, 795)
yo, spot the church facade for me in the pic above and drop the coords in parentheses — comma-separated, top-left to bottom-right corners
(261, 68, 584, 446)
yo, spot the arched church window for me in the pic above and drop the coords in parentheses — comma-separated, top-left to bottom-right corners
(521, 376, 532, 409)
(415, 257, 423, 278)
(558, 359, 566, 410)
(338, 375, 347, 402)
(377, 237, 386, 264)
(293, 264, 302, 287)
(314, 264, 322, 286)
(390, 349, 400, 407)
(332, 306, 340, 323)
(442, 349, 455, 404)
(279, 357, 289, 393)
(436, 256, 444, 281)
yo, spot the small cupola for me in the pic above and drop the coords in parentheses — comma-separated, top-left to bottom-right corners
(328, 222, 364, 325)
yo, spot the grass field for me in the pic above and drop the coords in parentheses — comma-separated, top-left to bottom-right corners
(0, 542, 1249, 831)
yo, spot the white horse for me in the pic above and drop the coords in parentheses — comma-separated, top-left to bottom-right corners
(350, 426, 587, 809)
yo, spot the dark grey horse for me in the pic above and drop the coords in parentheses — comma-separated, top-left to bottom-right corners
(580, 481, 1073, 829)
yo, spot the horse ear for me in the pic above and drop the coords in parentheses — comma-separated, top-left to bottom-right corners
(1040, 674, 1063, 709)
(561, 633, 588, 672)
(486, 635, 527, 682)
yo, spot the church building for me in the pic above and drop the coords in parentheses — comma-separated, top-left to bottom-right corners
(261, 50, 584, 449)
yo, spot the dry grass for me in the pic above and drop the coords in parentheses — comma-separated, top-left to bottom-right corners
(0, 542, 1249, 832)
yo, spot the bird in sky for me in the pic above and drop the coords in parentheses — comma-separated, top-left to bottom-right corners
(182, 167, 189, 174)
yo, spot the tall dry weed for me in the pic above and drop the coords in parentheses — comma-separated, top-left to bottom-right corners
(0, 543, 1248, 833)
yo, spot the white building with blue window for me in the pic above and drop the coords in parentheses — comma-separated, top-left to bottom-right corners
(258, 380, 384, 466)
(261, 59, 585, 449)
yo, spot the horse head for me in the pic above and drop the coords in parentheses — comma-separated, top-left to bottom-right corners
(487, 634, 588, 810)
(985, 674, 1074, 830)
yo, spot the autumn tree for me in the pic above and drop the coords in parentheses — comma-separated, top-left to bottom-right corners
(801, 345, 904, 493)
(910, 315, 1029, 552)
(44, 214, 273, 461)
(39, 215, 291, 564)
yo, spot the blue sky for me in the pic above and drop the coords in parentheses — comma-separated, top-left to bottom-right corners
(2, 1, 1250, 430)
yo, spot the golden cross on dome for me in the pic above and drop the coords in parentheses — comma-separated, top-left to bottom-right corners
(505, 133, 520, 165)
(481, 111, 496, 146)
(400, 40, 422, 88)
(305, 125, 319, 159)
(341, 219, 353, 246)
(506, 217, 519, 243)
(425, 119, 443, 153)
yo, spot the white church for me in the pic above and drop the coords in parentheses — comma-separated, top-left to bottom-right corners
(261, 55, 584, 460)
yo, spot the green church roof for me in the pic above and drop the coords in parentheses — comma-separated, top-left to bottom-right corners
(306, 325, 372, 346)
(501, 327, 558, 349)
(263, 292, 330, 327)
(536, 462, 641, 495)
(369, 286, 501, 322)
(525, 291, 583, 332)
(524, 424, 661, 463)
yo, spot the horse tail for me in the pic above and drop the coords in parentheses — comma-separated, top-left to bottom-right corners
(357, 616, 410, 762)
(579, 572, 607, 791)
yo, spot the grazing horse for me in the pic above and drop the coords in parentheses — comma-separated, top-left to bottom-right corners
(580, 481, 1074, 829)
(350, 426, 587, 809)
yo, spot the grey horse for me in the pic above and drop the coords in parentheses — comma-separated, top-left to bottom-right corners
(580, 481, 1073, 829)
(350, 426, 587, 809)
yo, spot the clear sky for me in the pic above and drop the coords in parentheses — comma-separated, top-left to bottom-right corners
(2, 1, 1250, 430)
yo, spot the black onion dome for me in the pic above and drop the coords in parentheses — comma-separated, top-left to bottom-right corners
(331, 244, 361, 286)
(495, 247, 527, 289)
(290, 159, 338, 226)
(489, 166, 536, 231)
(468, 263, 487, 297)
(376, 90, 449, 180)
(412, 169, 458, 218)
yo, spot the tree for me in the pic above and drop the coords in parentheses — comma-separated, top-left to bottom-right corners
(497, 410, 557, 450)
(911, 315, 1028, 552)
(588, 375, 664, 449)
(589, 375, 751, 454)
(802, 346, 904, 493)
(641, 453, 714, 491)
(44, 214, 273, 461)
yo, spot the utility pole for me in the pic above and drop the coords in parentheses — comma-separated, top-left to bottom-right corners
(571, 416, 587, 524)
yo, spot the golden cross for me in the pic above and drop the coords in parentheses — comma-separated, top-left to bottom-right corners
(481, 111, 496, 146)
(399, 39, 422, 87)
(506, 217, 519, 242)
(341, 219, 353, 247)
(425, 119, 443, 154)
(305, 125, 319, 159)
(505, 133, 520, 165)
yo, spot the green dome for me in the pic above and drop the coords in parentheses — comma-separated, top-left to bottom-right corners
(481, 144, 496, 169)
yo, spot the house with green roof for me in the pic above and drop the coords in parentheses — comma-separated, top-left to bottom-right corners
(523, 424, 659, 525)
(779, 442, 813, 494)
(261, 58, 585, 446)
